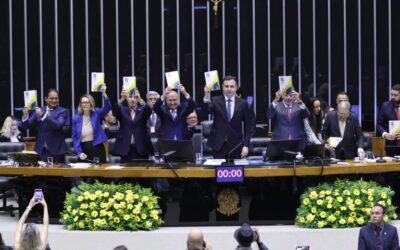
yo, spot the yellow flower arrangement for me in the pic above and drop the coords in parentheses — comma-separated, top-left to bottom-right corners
(296, 179, 397, 228)
(60, 181, 164, 231)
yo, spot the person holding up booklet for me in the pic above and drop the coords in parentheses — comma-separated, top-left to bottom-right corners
(203, 75, 254, 159)
(22, 89, 69, 163)
(72, 85, 111, 163)
(111, 88, 154, 162)
(153, 85, 196, 141)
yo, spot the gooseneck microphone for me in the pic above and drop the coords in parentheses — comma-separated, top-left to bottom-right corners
(227, 133, 253, 163)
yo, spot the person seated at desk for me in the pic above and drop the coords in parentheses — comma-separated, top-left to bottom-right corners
(153, 85, 196, 141)
(72, 85, 111, 163)
(21, 88, 69, 163)
(322, 100, 364, 160)
(0, 116, 23, 142)
(102, 110, 118, 139)
(112, 88, 153, 162)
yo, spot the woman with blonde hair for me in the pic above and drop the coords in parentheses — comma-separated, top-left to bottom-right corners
(0, 116, 22, 142)
(72, 85, 111, 163)
(14, 191, 48, 250)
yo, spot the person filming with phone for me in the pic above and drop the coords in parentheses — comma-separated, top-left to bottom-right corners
(14, 189, 49, 250)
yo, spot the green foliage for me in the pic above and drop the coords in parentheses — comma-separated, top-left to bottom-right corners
(296, 179, 397, 228)
(60, 181, 163, 231)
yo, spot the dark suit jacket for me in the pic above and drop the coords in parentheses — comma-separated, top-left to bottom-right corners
(322, 111, 364, 159)
(267, 101, 309, 150)
(204, 95, 254, 152)
(22, 106, 69, 156)
(358, 223, 400, 250)
(71, 96, 111, 155)
(377, 100, 399, 146)
(112, 102, 153, 156)
(153, 97, 196, 140)
(0, 134, 23, 142)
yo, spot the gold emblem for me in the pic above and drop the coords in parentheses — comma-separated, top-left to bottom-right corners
(216, 188, 240, 216)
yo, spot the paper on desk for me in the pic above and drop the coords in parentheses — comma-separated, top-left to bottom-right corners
(327, 137, 342, 148)
(335, 161, 350, 165)
(105, 165, 125, 170)
(69, 163, 92, 168)
(204, 159, 226, 166)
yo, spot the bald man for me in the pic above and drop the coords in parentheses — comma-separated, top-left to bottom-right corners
(187, 228, 212, 250)
(153, 85, 196, 140)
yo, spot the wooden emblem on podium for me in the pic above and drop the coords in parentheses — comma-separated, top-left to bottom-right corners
(216, 188, 240, 216)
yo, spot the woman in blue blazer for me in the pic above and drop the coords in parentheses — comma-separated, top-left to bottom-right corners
(72, 86, 111, 163)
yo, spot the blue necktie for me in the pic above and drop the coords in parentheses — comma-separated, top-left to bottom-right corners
(227, 99, 232, 121)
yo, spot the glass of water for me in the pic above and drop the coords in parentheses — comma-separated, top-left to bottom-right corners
(47, 157, 54, 167)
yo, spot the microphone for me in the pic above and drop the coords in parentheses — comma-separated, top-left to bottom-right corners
(227, 133, 253, 163)
(65, 151, 96, 164)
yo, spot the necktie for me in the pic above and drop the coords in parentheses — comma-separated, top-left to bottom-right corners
(287, 105, 292, 139)
(131, 109, 136, 120)
(227, 99, 232, 121)
(151, 113, 157, 126)
(131, 109, 135, 144)
(170, 109, 177, 120)
(287, 106, 292, 121)
(375, 227, 382, 250)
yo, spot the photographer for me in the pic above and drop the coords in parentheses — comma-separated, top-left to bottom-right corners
(234, 223, 268, 250)
(14, 190, 49, 250)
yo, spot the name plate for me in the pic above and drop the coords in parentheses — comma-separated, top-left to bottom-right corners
(215, 165, 244, 183)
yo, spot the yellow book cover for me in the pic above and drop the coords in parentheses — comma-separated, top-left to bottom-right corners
(204, 70, 220, 91)
(165, 71, 181, 89)
(279, 76, 294, 94)
(91, 72, 105, 92)
(123, 76, 137, 96)
(24, 90, 37, 110)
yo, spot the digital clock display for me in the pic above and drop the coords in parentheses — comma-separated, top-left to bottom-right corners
(215, 165, 244, 183)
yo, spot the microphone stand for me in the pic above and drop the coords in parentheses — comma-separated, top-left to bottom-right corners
(227, 133, 253, 164)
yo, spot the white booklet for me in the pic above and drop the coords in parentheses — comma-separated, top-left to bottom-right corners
(91, 72, 105, 92)
(123, 76, 137, 96)
(24, 90, 38, 110)
(279, 76, 294, 93)
(389, 120, 400, 134)
(327, 137, 342, 148)
(165, 71, 181, 89)
(204, 70, 220, 91)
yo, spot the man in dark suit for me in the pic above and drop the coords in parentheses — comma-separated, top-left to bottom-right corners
(358, 204, 400, 250)
(112, 89, 153, 162)
(377, 84, 400, 145)
(267, 88, 310, 150)
(322, 100, 364, 159)
(153, 85, 196, 140)
(146, 91, 161, 138)
(203, 75, 254, 159)
(22, 89, 68, 163)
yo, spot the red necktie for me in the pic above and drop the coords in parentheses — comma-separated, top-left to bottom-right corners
(287, 106, 292, 139)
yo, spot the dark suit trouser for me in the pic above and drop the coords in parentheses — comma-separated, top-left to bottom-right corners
(212, 141, 241, 159)
(121, 144, 148, 163)
(40, 147, 64, 163)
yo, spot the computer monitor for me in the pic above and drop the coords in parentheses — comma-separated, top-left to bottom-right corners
(158, 139, 195, 162)
(303, 144, 325, 158)
(385, 146, 400, 157)
(266, 139, 301, 161)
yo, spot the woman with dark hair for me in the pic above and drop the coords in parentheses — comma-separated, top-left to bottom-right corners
(14, 191, 48, 250)
(307, 97, 325, 142)
(72, 85, 111, 163)
(0, 116, 23, 142)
